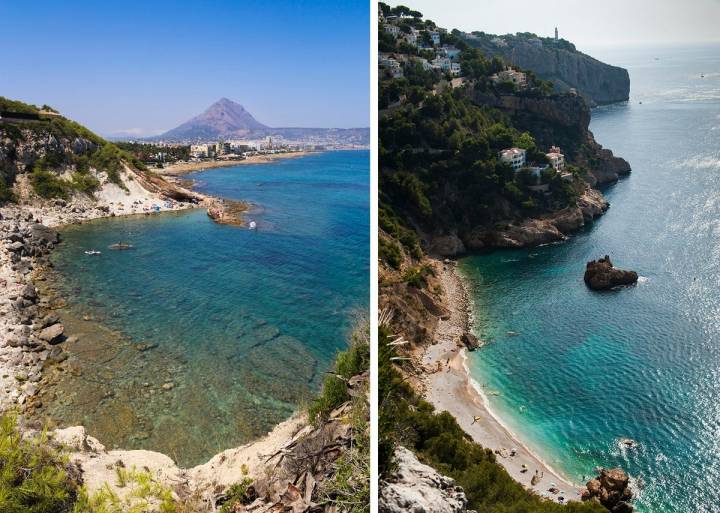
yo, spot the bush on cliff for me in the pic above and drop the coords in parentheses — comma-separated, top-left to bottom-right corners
(309, 318, 369, 424)
(31, 168, 72, 199)
(0, 414, 79, 513)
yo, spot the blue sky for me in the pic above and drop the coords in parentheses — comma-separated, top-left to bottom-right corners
(0, 0, 369, 136)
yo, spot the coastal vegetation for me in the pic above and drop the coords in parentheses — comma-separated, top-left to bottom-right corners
(309, 319, 370, 513)
(115, 142, 191, 166)
(0, 97, 152, 201)
(0, 414, 78, 513)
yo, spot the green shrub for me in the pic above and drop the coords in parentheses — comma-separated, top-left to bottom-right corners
(0, 176, 15, 203)
(30, 168, 71, 199)
(70, 172, 100, 195)
(319, 395, 370, 513)
(71, 467, 177, 513)
(89, 144, 126, 188)
(308, 320, 369, 424)
(402, 265, 433, 288)
(0, 413, 79, 513)
(379, 238, 403, 269)
(218, 478, 254, 513)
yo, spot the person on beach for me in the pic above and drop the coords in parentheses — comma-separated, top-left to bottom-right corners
(471, 415, 482, 424)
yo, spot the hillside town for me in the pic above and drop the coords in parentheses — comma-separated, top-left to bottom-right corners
(379, 5, 573, 194)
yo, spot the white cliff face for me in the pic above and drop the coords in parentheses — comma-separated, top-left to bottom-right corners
(380, 447, 470, 513)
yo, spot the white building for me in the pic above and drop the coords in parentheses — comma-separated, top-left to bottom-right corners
(379, 55, 403, 77)
(450, 62, 462, 76)
(384, 24, 400, 37)
(429, 30, 441, 45)
(528, 38, 543, 48)
(190, 144, 212, 158)
(491, 68, 528, 89)
(431, 56, 451, 71)
(417, 58, 433, 71)
(499, 148, 527, 170)
(546, 146, 565, 170)
(404, 29, 419, 46)
(440, 45, 461, 60)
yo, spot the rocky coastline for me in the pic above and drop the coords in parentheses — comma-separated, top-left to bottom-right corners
(0, 195, 204, 414)
(427, 187, 609, 257)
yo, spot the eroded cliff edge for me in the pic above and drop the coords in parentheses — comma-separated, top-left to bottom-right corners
(463, 34, 630, 106)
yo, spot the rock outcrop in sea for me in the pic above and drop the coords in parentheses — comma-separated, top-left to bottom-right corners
(584, 256, 638, 290)
(581, 468, 634, 512)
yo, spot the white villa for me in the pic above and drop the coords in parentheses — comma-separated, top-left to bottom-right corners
(429, 30, 441, 45)
(546, 146, 565, 170)
(404, 29, 419, 46)
(492, 68, 528, 89)
(431, 56, 451, 71)
(384, 24, 400, 37)
(440, 45, 461, 59)
(499, 148, 527, 170)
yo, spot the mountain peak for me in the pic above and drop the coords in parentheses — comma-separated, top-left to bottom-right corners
(160, 98, 267, 141)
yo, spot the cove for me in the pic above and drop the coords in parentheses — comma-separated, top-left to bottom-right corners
(33, 151, 369, 467)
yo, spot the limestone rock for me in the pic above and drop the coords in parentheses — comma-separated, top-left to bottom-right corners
(581, 468, 633, 512)
(38, 323, 65, 343)
(461, 332, 480, 351)
(380, 447, 469, 513)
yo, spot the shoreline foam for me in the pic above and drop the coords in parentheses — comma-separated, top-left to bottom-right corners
(420, 260, 583, 503)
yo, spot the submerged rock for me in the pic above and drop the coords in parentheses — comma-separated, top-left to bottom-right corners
(581, 468, 633, 512)
(584, 256, 638, 291)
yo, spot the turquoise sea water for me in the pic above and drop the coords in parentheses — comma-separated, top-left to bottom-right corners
(41, 151, 368, 466)
(461, 46, 720, 512)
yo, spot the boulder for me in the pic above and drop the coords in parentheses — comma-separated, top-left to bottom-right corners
(461, 332, 480, 351)
(581, 468, 633, 512)
(38, 323, 64, 344)
(21, 284, 37, 301)
(584, 256, 638, 290)
(28, 223, 59, 246)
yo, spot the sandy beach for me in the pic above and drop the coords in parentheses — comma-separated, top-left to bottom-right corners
(420, 261, 583, 503)
(159, 150, 312, 176)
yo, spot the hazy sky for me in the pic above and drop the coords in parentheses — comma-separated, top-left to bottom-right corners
(393, 0, 720, 51)
(0, 0, 369, 137)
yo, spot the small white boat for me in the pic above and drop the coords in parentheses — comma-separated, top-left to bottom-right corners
(248, 221, 257, 230)
(84, 250, 101, 255)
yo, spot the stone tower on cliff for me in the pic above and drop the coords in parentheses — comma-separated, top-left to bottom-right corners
(555, 27, 558, 40)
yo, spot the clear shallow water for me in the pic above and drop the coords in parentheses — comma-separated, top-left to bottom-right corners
(461, 46, 720, 512)
(37, 151, 368, 466)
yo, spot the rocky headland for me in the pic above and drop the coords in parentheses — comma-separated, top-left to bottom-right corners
(464, 34, 630, 106)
